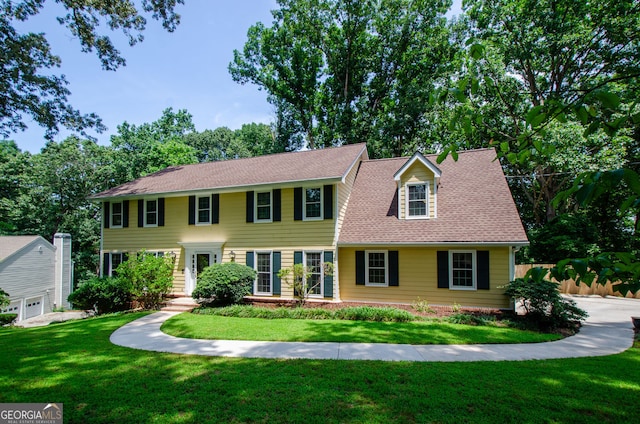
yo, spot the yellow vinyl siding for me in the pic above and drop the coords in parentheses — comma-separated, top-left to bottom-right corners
(338, 246, 511, 308)
(103, 190, 337, 295)
(398, 162, 436, 219)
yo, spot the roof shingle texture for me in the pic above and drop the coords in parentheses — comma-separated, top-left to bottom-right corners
(94, 143, 367, 198)
(339, 148, 528, 244)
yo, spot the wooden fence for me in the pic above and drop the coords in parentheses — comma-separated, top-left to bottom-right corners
(514, 264, 640, 299)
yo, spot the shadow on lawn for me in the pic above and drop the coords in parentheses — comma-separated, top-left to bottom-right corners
(0, 314, 639, 423)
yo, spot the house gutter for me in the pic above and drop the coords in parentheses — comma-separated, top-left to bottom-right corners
(337, 241, 530, 248)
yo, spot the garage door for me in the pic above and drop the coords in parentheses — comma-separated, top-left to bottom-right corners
(24, 297, 43, 319)
(1, 300, 22, 321)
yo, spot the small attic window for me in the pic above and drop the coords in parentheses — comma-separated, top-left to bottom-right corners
(407, 183, 428, 218)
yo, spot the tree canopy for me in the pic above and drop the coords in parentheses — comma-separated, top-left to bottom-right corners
(0, 0, 184, 140)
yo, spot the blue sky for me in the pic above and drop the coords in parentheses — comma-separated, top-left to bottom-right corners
(11, 0, 462, 153)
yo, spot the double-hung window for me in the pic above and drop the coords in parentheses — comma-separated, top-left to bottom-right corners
(197, 196, 211, 224)
(450, 251, 475, 289)
(366, 251, 388, 286)
(145, 199, 158, 227)
(407, 183, 428, 218)
(304, 188, 322, 220)
(305, 251, 323, 296)
(111, 202, 123, 228)
(256, 191, 272, 222)
(255, 252, 272, 294)
(110, 253, 125, 277)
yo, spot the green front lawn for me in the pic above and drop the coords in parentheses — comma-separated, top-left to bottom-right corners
(1, 313, 639, 423)
(161, 313, 561, 344)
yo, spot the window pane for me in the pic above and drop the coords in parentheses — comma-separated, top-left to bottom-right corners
(452, 252, 474, 287)
(305, 188, 321, 218)
(146, 200, 157, 225)
(112, 202, 122, 226)
(408, 185, 427, 217)
(306, 203, 321, 218)
(257, 192, 270, 206)
(198, 196, 210, 210)
(257, 192, 271, 220)
(367, 252, 387, 285)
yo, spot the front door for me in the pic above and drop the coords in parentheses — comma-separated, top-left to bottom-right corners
(185, 250, 218, 295)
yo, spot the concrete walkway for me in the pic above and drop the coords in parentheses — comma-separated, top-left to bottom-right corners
(110, 296, 640, 362)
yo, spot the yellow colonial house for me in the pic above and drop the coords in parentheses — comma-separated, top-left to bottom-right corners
(93, 143, 528, 309)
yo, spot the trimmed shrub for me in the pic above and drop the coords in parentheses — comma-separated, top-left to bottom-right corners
(333, 306, 416, 322)
(0, 288, 9, 309)
(115, 251, 174, 310)
(68, 276, 133, 314)
(0, 314, 17, 326)
(192, 262, 257, 305)
(504, 267, 588, 331)
(191, 305, 417, 322)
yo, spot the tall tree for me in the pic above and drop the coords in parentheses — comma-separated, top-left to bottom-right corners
(230, 0, 456, 156)
(0, 0, 184, 139)
(110, 108, 197, 181)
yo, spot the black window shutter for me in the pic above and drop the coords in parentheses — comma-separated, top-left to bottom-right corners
(437, 251, 449, 288)
(355, 251, 365, 285)
(212, 194, 220, 224)
(294, 187, 303, 220)
(123, 252, 129, 262)
(103, 202, 110, 229)
(246, 191, 254, 223)
(272, 251, 281, 295)
(246, 251, 254, 294)
(273, 189, 281, 222)
(137, 199, 144, 227)
(388, 250, 399, 286)
(293, 251, 303, 296)
(188, 195, 196, 225)
(122, 200, 129, 228)
(323, 251, 334, 297)
(103, 253, 110, 277)
(323, 185, 333, 220)
(477, 251, 490, 290)
(158, 198, 165, 227)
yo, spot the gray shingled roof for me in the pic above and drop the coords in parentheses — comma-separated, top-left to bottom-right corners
(339, 148, 528, 245)
(93, 143, 368, 199)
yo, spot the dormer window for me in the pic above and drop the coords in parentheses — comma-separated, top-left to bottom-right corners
(407, 183, 428, 218)
(393, 152, 441, 221)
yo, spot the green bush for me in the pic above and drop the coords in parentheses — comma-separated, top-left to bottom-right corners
(333, 306, 416, 322)
(192, 262, 257, 305)
(0, 288, 9, 309)
(504, 267, 588, 331)
(446, 313, 498, 326)
(191, 305, 418, 322)
(68, 276, 133, 314)
(0, 314, 17, 325)
(115, 251, 174, 310)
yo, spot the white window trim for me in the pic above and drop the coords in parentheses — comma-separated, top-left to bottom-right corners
(110, 201, 123, 229)
(449, 250, 477, 290)
(304, 251, 324, 298)
(303, 187, 323, 221)
(254, 191, 273, 223)
(365, 250, 389, 287)
(144, 198, 158, 228)
(196, 194, 211, 225)
(254, 251, 273, 295)
(405, 182, 429, 220)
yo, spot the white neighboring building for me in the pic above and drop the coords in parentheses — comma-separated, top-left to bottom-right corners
(0, 233, 72, 321)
